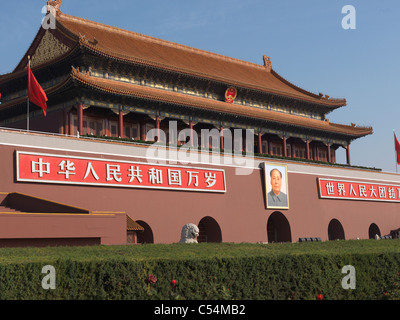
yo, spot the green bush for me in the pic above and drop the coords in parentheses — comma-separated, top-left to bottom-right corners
(0, 241, 399, 299)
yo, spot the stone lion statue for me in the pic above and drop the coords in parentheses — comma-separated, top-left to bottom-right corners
(179, 223, 200, 243)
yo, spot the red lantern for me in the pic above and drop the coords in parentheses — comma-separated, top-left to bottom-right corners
(317, 293, 323, 300)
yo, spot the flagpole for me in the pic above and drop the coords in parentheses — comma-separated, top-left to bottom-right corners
(394, 130, 398, 173)
(27, 56, 30, 132)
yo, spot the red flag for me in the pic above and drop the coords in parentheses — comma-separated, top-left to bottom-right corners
(28, 66, 47, 116)
(394, 132, 400, 165)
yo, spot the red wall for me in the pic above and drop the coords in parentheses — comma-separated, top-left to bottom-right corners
(1, 130, 400, 244)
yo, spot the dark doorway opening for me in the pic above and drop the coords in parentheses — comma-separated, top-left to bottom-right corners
(136, 220, 154, 243)
(328, 219, 345, 240)
(266, 211, 292, 243)
(197, 216, 222, 243)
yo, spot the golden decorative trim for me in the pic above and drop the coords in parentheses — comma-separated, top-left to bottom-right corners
(30, 30, 70, 68)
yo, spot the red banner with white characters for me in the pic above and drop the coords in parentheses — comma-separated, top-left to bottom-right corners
(318, 178, 400, 202)
(16, 151, 226, 193)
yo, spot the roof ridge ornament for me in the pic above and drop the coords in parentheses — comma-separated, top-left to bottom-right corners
(47, 0, 62, 15)
(79, 33, 89, 44)
(71, 66, 81, 77)
(263, 55, 272, 72)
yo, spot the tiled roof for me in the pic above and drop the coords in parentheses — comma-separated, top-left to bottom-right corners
(0, 5, 372, 140)
(54, 12, 345, 107)
(70, 69, 372, 137)
(126, 215, 144, 231)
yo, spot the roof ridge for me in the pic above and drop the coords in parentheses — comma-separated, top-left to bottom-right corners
(59, 13, 267, 72)
(57, 13, 346, 107)
(329, 121, 373, 131)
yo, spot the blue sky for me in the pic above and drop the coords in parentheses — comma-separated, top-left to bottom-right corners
(1, 0, 399, 172)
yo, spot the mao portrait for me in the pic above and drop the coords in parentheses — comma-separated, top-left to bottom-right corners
(264, 163, 289, 209)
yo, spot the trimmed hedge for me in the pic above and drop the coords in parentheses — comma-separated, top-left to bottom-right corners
(0, 241, 399, 299)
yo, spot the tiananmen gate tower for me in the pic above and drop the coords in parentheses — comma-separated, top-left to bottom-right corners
(0, 0, 398, 247)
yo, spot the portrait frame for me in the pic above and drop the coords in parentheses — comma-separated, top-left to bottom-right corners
(263, 162, 289, 210)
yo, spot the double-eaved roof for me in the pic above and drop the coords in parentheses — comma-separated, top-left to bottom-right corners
(0, 1, 373, 140)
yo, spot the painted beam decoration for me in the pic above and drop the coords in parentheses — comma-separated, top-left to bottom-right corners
(318, 178, 400, 202)
(16, 151, 226, 193)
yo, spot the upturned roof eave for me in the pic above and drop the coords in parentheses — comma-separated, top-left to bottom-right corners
(0, 74, 73, 112)
(0, 45, 81, 87)
(69, 71, 371, 138)
(0, 71, 371, 140)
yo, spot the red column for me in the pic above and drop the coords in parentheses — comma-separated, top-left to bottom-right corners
(189, 121, 194, 147)
(104, 119, 110, 137)
(78, 103, 83, 135)
(313, 146, 318, 161)
(140, 121, 146, 141)
(244, 133, 247, 153)
(220, 126, 224, 150)
(258, 132, 262, 154)
(268, 140, 273, 155)
(118, 109, 124, 138)
(346, 145, 351, 165)
(306, 140, 310, 159)
(133, 232, 137, 244)
(327, 143, 331, 163)
(155, 116, 160, 142)
(283, 136, 287, 157)
(63, 109, 69, 135)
